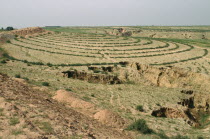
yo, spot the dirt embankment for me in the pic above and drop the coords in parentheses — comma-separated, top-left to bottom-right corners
(0, 27, 51, 43)
(0, 73, 131, 139)
(120, 62, 210, 90)
(53, 90, 127, 129)
(62, 62, 210, 91)
(62, 70, 122, 84)
(10, 27, 51, 37)
(152, 90, 210, 127)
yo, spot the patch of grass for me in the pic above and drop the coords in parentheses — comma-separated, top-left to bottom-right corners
(70, 135, 83, 139)
(82, 96, 91, 102)
(47, 62, 53, 67)
(198, 113, 210, 128)
(91, 94, 95, 97)
(93, 69, 101, 73)
(9, 117, 20, 126)
(197, 136, 204, 139)
(15, 74, 21, 78)
(22, 77, 29, 81)
(126, 119, 153, 134)
(0, 108, 4, 116)
(0, 60, 7, 64)
(65, 88, 72, 92)
(42, 82, 50, 86)
(11, 129, 23, 136)
(39, 122, 53, 133)
(171, 134, 190, 139)
(126, 80, 135, 84)
(136, 105, 144, 112)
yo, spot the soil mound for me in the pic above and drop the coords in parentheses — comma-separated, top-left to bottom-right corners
(94, 109, 126, 128)
(10, 27, 49, 37)
(54, 90, 126, 128)
(53, 90, 94, 110)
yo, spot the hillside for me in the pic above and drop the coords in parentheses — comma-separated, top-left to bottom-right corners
(0, 27, 210, 139)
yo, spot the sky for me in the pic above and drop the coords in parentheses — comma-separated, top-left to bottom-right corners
(1, 0, 210, 28)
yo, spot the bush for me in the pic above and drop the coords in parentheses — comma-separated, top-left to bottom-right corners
(42, 82, 50, 86)
(15, 74, 21, 78)
(0, 60, 7, 64)
(127, 119, 153, 134)
(6, 40, 11, 43)
(136, 105, 144, 112)
(47, 63, 53, 67)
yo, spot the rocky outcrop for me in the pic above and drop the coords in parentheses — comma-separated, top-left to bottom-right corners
(62, 70, 122, 84)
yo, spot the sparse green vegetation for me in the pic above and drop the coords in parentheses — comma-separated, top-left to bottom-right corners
(15, 74, 21, 78)
(126, 119, 153, 134)
(6, 40, 11, 43)
(42, 82, 50, 86)
(0, 26, 210, 138)
(0, 108, 4, 116)
(36, 121, 53, 133)
(136, 105, 144, 112)
(11, 129, 23, 136)
(9, 117, 20, 126)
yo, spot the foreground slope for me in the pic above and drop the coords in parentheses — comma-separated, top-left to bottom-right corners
(0, 73, 130, 139)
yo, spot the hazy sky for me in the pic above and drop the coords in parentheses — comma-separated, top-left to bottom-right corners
(1, 0, 210, 28)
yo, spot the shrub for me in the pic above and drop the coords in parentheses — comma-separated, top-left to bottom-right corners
(47, 62, 53, 67)
(42, 82, 50, 86)
(6, 40, 11, 43)
(0, 60, 7, 64)
(136, 105, 144, 112)
(15, 74, 21, 78)
(127, 119, 153, 134)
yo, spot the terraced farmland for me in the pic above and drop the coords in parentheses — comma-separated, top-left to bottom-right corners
(1, 27, 210, 138)
(2, 30, 210, 75)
